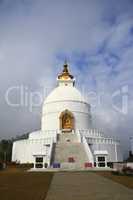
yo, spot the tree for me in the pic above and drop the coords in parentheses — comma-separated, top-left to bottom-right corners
(0, 140, 13, 162)
(0, 133, 29, 163)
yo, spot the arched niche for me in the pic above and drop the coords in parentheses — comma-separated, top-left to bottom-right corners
(59, 110, 74, 131)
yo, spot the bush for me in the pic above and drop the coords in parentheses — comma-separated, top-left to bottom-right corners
(0, 162, 3, 170)
(122, 166, 133, 175)
(107, 162, 113, 168)
(112, 171, 121, 175)
(5, 162, 34, 170)
(16, 163, 34, 169)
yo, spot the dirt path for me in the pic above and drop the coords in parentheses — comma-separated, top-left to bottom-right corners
(45, 172, 133, 200)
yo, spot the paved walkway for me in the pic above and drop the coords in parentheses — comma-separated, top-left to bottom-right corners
(45, 172, 133, 200)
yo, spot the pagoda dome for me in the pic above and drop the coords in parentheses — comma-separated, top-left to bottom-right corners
(41, 62, 91, 131)
(44, 86, 85, 104)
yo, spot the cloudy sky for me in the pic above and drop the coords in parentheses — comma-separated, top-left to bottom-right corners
(0, 0, 133, 156)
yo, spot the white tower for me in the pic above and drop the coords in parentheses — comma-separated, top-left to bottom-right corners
(41, 62, 92, 132)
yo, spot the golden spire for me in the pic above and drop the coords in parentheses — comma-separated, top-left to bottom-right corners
(58, 61, 74, 80)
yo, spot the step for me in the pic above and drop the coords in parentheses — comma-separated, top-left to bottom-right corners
(53, 142, 89, 165)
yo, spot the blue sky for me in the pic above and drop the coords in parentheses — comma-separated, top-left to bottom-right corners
(0, 0, 133, 156)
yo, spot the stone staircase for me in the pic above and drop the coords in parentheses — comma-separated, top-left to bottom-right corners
(52, 132, 90, 169)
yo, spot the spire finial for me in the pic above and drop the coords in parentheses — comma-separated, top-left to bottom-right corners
(63, 60, 69, 73)
(58, 61, 74, 80)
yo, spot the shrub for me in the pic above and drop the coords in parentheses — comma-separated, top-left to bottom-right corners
(0, 162, 3, 170)
(122, 166, 133, 175)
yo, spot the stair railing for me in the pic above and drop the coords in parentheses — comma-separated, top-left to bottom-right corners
(82, 135, 94, 166)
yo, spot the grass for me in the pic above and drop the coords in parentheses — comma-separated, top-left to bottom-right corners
(96, 171, 133, 189)
(0, 167, 53, 200)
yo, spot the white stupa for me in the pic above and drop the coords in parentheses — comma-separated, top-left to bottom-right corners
(12, 62, 123, 170)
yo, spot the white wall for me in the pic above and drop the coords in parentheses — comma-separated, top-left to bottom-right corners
(12, 138, 52, 164)
(41, 100, 91, 131)
(90, 143, 123, 162)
